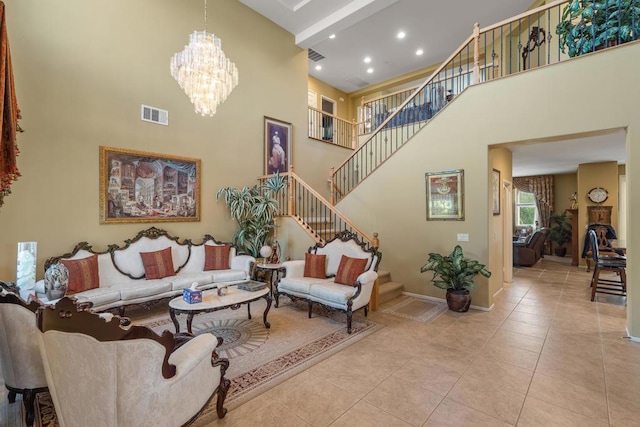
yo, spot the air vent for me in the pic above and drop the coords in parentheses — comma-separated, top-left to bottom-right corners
(346, 76, 370, 88)
(308, 48, 325, 62)
(141, 104, 168, 126)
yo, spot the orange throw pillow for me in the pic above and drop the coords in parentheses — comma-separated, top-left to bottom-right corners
(204, 244, 231, 270)
(334, 255, 368, 286)
(140, 247, 175, 279)
(61, 255, 100, 294)
(304, 253, 327, 278)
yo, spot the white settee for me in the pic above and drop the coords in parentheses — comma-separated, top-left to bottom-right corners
(33, 227, 254, 313)
(275, 231, 381, 333)
(37, 297, 229, 426)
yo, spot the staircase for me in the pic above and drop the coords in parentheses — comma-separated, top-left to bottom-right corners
(376, 270, 404, 307)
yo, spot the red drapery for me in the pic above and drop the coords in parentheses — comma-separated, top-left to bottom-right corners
(0, 1, 20, 208)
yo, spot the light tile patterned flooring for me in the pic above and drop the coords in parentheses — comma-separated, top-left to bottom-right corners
(2, 257, 639, 426)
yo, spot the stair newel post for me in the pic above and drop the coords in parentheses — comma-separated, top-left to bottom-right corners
(329, 167, 335, 206)
(473, 22, 480, 84)
(288, 165, 294, 215)
(372, 232, 379, 249)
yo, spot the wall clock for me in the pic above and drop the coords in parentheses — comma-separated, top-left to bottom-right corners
(587, 187, 609, 204)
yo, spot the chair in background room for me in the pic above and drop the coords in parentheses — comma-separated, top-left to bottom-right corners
(587, 230, 627, 301)
(37, 297, 230, 427)
(0, 282, 49, 427)
(513, 227, 550, 267)
(583, 224, 625, 272)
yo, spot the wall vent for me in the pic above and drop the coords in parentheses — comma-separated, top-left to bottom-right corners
(308, 48, 325, 62)
(346, 76, 369, 88)
(141, 104, 168, 126)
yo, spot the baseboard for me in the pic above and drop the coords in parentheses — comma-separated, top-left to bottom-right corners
(494, 287, 504, 298)
(625, 327, 640, 343)
(402, 291, 494, 311)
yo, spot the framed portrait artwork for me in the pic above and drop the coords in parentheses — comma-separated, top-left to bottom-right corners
(99, 146, 201, 224)
(264, 117, 292, 175)
(492, 169, 501, 216)
(425, 169, 464, 221)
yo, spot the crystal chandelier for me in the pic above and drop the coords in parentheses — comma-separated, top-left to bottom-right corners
(170, 0, 239, 116)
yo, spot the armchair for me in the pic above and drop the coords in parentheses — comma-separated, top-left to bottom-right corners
(513, 227, 550, 267)
(0, 282, 49, 427)
(36, 297, 229, 427)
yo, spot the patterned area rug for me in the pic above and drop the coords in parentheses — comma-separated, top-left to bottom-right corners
(29, 298, 382, 427)
(382, 296, 448, 322)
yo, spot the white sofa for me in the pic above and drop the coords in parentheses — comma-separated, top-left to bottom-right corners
(275, 231, 381, 333)
(33, 227, 255, 313)
(37, 297, 229, 426)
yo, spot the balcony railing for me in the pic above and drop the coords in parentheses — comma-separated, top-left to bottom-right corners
(330, 0, 638, 203)
(308, 107, 356, 149)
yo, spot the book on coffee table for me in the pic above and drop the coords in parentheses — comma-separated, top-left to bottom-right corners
(237, 281, 267, 292)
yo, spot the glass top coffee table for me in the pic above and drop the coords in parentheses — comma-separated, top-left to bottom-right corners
(169, 283, 272, 334)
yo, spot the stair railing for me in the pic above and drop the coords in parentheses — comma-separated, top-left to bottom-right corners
(331, 0, 638, 203)
(259, 171, 379, 250)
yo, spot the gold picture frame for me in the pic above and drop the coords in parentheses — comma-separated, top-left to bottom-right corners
(99, 146, 201, 224)
(426, 169, 464, 221)
(264, 117, 292, 175)
(492, 168, 501, 216)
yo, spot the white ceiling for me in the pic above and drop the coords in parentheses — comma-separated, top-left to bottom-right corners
(239, 0, 627, 176)
(240, 0, 534, 92)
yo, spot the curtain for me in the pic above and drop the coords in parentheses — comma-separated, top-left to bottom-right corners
(513, 175, 554, 227)
(0, 1, 20, 209)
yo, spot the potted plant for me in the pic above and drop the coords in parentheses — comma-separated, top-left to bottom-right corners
(548, 211, 573, 257)
(216, 173, 287, 257)
(420, 245, 491, 312)
(556, 0, 640, 57)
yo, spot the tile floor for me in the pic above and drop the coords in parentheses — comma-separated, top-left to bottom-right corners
(2, 256, 638, 426)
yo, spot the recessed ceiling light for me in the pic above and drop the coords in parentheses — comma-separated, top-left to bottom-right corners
(397, 31, 406, 39)
(364, 56, 371, 63)
(416, 49, 424, 56)
(329, 34, 336, 39)
(315, 65, 322, 70)
(367, 68, 374, 73)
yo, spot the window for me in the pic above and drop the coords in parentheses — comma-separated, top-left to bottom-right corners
(515, 190, 538, 227)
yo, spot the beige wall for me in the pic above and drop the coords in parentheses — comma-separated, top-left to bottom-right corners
(333, 43, 639, 332)
(307, 77, 352, 121)
(0, 0, 342, 279)
(553, 173, 578, 255)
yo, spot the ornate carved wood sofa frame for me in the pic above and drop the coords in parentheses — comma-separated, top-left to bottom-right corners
(33, 227, 255, 314)
(37, 297, 230, 425)
(274, 231, 381, 333)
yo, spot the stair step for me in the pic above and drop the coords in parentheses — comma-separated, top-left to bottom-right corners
(377, 270, 392, 285)
(379, 281, 404, 305)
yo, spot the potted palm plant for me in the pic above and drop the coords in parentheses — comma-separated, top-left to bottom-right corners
(216, 173, 287, 257)
(548, 211, 573, 257)
(556, 0, 640, 57)
(420, 245, 491, 312)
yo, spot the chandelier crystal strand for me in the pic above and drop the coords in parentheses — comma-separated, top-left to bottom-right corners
(170, 1, 239, 116)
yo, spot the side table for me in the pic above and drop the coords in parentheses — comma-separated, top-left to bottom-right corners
(255, 263, 285, 295)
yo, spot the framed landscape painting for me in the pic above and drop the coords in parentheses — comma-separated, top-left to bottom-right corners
(99, 146, 201, 224)
(425, 169, 464, 221)
(264, 117, 292, 175)
(492, 169, 501, 215)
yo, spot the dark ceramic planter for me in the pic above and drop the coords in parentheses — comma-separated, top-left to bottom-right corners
(554, 246, 567, 257)
(446, 289, 471, 312)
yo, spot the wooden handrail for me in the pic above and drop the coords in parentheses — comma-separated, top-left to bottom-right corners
(480, 0, 567, 34)
(307, 107, 355, 124)
(290, 171, 375, 247)
(361, 84, 420, 106)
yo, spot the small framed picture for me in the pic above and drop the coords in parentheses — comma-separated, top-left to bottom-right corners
(264, 117, 292, 175)
(492, 169, 501, 216)
(426, 169, 464, 221)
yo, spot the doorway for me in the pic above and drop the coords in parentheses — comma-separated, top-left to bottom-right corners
(321, 96, 336, 142)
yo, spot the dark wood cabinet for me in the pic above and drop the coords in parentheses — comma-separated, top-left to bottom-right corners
(567, 209, 579, 266)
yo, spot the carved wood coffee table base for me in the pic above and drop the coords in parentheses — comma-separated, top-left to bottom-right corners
(169, 285, 272, 334)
